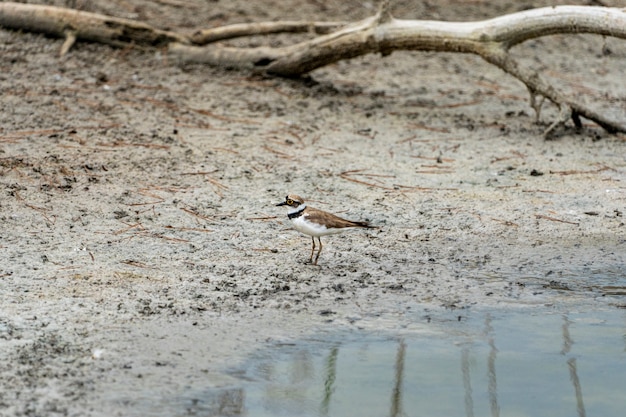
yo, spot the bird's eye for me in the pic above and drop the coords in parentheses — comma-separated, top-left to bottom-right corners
(286, 199, 293, 205)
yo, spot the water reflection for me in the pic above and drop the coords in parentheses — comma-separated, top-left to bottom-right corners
(562, 315, 586, 417)
(461, 347, 474, 417)
(320, 345, 337, 416)
(231, 309, 626, 417)
(484, 314, 499, 417)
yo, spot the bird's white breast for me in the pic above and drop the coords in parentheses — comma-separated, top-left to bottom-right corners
(290, 214, 343, 237)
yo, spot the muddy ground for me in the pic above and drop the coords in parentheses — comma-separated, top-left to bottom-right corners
(1, 0, 625, 415)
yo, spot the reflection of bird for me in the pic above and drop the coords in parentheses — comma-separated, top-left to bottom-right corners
(276, 194, 375, 265)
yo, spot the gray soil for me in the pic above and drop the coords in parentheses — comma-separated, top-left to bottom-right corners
(1, 0, 625, 415)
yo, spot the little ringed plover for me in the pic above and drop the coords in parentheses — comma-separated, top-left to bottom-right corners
(276, 194, 375, 265)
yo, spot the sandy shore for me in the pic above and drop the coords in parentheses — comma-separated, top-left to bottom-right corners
(1, 0, 625, 415)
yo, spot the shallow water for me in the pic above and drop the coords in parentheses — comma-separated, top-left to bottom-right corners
(185, 307, 626, 417)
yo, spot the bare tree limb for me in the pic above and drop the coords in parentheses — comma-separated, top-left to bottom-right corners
(170, 4, 626, 135)
(60, 29, 77, 56)
(476, 44, 625, 136)
(170, 5, 626, 74)
(191, 21, 347, 45)
(0, 1, 624, 135)
(0, 2, 188, 49)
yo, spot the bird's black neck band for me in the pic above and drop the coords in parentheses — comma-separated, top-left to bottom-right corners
(288, 206, 305, 219)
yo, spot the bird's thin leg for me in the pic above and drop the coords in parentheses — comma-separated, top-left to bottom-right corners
(313, 237, 323, 265)
(309, 237, 316, 264)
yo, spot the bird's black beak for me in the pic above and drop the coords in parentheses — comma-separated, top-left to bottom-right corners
(276, 201, 287, 206)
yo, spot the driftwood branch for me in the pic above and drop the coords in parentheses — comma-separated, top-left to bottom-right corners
(191, 21, 347, 45)
(0, 2, 188, 48)
(1, 1, 625, 136)
(170, 3, 626, 136)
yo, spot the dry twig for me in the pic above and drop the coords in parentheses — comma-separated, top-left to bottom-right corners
(535, 214, 579, 225)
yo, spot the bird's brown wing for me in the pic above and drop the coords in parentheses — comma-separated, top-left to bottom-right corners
(305, 207, 374, 229)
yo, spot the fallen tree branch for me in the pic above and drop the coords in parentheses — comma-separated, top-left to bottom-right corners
(0, 2, 188, 48)
(174, 3, 626, 135)
(191, 21, 347, 45)
(475, 44, 625, 136)
(171, 5, 626, 73)
(1, 1, 624, 135)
